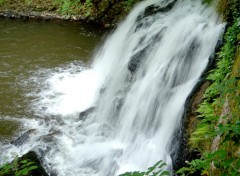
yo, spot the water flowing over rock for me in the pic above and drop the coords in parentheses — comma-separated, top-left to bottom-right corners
(0, 0, 225, 176)
(10, 129, 37, 147)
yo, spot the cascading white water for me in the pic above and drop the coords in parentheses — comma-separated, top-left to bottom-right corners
(0, 0, 225, 175)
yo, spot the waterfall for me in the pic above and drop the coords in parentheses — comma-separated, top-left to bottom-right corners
(0, 0, 225, 176)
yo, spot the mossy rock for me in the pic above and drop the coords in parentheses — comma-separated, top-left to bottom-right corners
(19, 151, 48, 176)
(0, 151, 49, 176)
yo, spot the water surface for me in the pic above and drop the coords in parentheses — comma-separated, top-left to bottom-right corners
(0, 19, 102, 141)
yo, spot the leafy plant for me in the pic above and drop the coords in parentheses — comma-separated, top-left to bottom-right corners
(0, 0, 5, 6)
(0, 158, 38, 176)
(123, 0, 140, 11)
(120, 160, 170, 176)
(55, 0, 82, 15)
(25, 0, 32, 6)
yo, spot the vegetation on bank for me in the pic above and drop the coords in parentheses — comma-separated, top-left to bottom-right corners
(176, 0, 240, 175)
(0, 0, 141, 26)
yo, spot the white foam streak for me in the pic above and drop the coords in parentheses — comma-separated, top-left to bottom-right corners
(32, 68, 102, 116)
(42, 70, 101, 115)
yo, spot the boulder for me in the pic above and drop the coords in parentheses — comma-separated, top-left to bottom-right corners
(19, 151, 49, 176)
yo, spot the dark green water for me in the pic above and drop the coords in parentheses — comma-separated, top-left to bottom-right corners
(0, 19, 103, 141)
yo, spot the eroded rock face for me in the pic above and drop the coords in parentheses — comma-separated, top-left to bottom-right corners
(171, 81, 211, 170)
(171, 36, 225, 171)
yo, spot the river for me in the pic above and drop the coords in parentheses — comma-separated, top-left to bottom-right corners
(0, 19, 103, 141)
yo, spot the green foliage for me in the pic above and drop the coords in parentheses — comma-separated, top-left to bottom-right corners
(0, 158, 38, 176)
(227, 0, 240, 20)
(120, 160, 170, 176)
(85, 0, 92, 8)
(25, 0, 32, 6)
(0, 0, 5, 6)
(54, 0, 94, 17)
(123, 0, 139, 11)
(83, 0, 93, 17)
(55, 0, 82, 15)
(176, 150, 239, 176)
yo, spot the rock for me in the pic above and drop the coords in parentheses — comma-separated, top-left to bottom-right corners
(10, 129, 37, 147)
(171, 32, 226, 171)
(137, 0, 177, 21)
(79, 106, 96, 120)
(128, 49, 145, 73)
(103, 23, 114, 28)
(146, 0, 177, 15)
(171, 82, 211, 172)
(19, 151, 49, 176)
(41, 131, 61, 143)
(128, 28, 166, 73)
(43, 115, 65, 126)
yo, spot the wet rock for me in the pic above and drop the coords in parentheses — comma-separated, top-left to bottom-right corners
(145, 0, 177, 15)
(19, 151, 49, 176)
(43, 115, 65, 126)
(171, 34, 226, 171)
(41, 131, 61, 143)
(114, 97, 124, 111)
(10, 129, 37, 147)
(79, 106, 96, 120)
(128, 27, 166, 73)
(171, 81, 211, 170)
(137, 0, 177, 21)
(128, 50, 145, 73)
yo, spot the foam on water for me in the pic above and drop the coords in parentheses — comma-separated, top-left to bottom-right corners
(33, 69, 102, 116)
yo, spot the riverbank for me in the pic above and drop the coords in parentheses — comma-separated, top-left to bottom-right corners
(0, 0, 140, 27)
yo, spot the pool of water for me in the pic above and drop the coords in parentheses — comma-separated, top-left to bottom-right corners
(0, 19, 103, 141)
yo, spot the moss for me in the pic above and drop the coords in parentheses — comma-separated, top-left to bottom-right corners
(216, 0, 229, 21)
(0, 0, 142, 26)
(0, 0, 59, 13)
